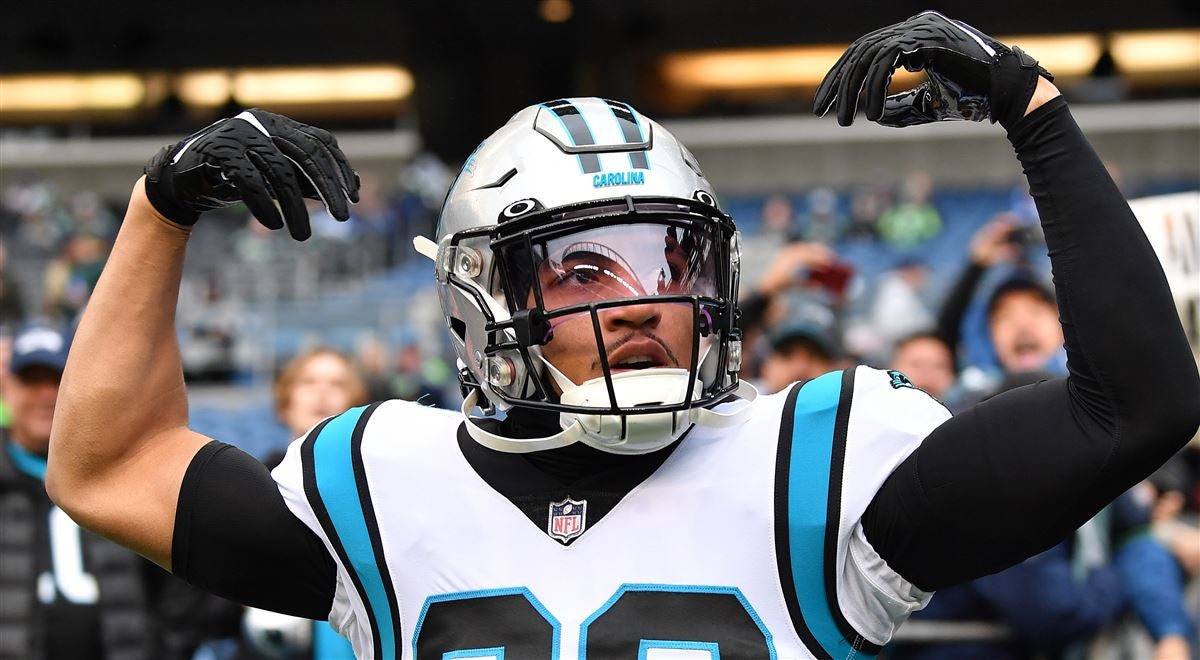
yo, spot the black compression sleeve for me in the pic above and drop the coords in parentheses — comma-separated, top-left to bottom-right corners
(863, 97, 1200, 592)
(173, 441, 336, 619)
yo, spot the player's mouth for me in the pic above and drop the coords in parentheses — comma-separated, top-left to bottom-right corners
(604, 337, 674, 374)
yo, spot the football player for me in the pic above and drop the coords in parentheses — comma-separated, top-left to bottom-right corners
(47, 12, 1199, 659)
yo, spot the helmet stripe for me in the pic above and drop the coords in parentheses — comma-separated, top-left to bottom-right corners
(541, 99, 602, 174)
(604, 99, 651, 170)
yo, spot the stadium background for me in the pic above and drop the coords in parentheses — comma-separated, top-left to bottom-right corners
(2, 0, 1198, 656)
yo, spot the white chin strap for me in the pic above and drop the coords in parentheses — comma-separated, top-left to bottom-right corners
(460, 377, 758, 455)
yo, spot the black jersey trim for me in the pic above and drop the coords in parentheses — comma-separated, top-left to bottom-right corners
(823, 367, 883, 655)
(301, 415, 382, 658)
(604, 99, 651, 170)
(350, 402, 402, 651)
(773, 379, 832, 660)
(541, 99, 602, 173)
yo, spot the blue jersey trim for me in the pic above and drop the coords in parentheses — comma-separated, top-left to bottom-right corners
(443, 647, 506, 660)
(785, 371, 876, 659)
(312, 405, 397, 659)
(313, 620, 356, 659)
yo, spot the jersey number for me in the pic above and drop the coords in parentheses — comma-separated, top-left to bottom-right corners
(414, 584, 775, 659)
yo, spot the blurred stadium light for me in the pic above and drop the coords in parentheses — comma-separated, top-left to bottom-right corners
(1112, 29, 1200, 77)
(661, 45, 864, 90)
(0, 65, 413, 120)
(229, 66, 413, 106)
(659, 29, 1197, 92)
(0, 72, 143, 112)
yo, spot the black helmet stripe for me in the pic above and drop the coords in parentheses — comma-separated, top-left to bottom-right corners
(604, 99, 650, 170)
(542, 99, 602, 174)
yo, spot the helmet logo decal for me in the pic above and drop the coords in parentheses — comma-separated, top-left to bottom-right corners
(547, 497, 588, 544)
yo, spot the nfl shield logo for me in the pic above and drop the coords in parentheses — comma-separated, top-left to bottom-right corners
(547, 497, 588, 544)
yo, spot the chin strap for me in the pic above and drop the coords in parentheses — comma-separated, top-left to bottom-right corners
(460, 380, 759, 454)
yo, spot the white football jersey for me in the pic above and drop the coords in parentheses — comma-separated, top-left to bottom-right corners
(272, 366, 950, 659)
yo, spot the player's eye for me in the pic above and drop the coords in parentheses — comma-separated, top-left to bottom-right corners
(552, 264, 602, 286)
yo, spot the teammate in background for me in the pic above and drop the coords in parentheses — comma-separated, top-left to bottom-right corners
(47, 12, 1200, 660)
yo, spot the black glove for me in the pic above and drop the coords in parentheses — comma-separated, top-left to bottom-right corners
(814, 11, 1053, 130)
(143, 109, 360, 240)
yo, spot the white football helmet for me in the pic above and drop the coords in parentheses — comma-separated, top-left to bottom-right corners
(416, 97, 755, 455)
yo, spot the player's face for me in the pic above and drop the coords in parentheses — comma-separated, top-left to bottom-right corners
(891, 337, 955, 397)
(989, 291, 1063, 373)
(281, 353, 360, 436)
(523, 223, 716, 390)
(8, 366, 61, 455)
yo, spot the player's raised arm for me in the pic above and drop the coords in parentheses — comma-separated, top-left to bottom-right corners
(816, 12, 1200, 590)
(46, 110, 360, 568)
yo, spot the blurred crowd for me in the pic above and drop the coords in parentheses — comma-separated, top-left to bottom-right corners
(2, 161, 1198, 659)
(732, 174, 1200, 660)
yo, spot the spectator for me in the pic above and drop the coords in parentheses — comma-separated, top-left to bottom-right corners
(870, 259, 935, 350)
(897, 497, 1197, 660)
(846, 181, 889, 240)
(66, 191, 117, 241)
(878, 171, 941, 248)
(355, 335, 397, 403)
(738, 193, 799, 296)
(274, 348, 369, 441)
(985, 273, 1064, 375)
(178, 276, 241, 383)
(0, 329, 11, 428)
(889, 332, 956, 400)
(41, 234, 108, 324)
(759, 290, 843, 393)
(891, 459, 1194, 660)
(390, 343, 450, 409)
(936, 215, 1064, 400)
(248, 348, 371, 660)
(1, 323, 170, 658)
(1144, 453, 1200, 581)
(801, 187, 845, 245)
(349, 174, 403, 270)
(0, 242, 27, 327)
(738, 241, 837, 385)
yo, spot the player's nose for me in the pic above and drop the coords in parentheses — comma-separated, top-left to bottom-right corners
(603, 301, 662, 331)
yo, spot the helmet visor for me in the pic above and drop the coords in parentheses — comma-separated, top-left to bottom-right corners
(515, 221, 720, 313)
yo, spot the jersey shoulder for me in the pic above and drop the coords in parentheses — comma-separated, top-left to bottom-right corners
(849, 365, 952, 442)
